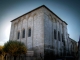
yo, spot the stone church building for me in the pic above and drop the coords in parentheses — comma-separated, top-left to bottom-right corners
(9, 5, 77, 59)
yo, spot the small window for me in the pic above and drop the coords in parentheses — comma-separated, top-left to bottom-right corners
(22, 29, 25, 38)
(54, 29, 56, 39)
(58, 31, 60, 41)
(17, 31, 20, 39)
(28, 28, 31, 37)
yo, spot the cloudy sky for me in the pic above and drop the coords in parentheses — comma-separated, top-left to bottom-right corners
(0, 0, 80, 46)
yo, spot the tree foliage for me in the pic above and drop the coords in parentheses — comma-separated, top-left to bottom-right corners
(3, 41, 27, 56)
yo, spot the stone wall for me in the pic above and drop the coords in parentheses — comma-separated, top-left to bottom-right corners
(43, 7, 68, 57)
(9, 7, 44, 57)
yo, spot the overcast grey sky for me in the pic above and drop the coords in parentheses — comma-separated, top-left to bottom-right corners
(0, 0, 80, 46)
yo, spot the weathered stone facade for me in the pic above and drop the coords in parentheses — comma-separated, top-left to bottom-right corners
(9, 5, 77, 59)
(10, 6, 44, 57)
(68, 37, 77, 56)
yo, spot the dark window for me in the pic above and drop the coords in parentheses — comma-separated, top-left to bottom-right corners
(28, 28, 31, 37)
(54, 29, 56, 39)
(62, 34, 64, 42)
(58, 31, 60, 41)
(22, 29, 25, 38)
(17, 32, 20, 39)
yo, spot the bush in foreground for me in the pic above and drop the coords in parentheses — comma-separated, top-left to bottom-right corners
(3, 40, 27, 60)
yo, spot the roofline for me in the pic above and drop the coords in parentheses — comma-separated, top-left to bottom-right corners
(11, 5, 45, 22)
(43, 5, 67, 25)
(11, 5, 68, 25)
(69, 37, 77, 42)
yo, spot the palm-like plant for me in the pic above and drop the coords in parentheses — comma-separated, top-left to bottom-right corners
(3, 41, 27, 60)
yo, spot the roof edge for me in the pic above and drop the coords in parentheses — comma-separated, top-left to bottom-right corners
(11, 5, 45, 22)
(69, 37, 77, 42)
(43, 5, 67, 25)
(11, 5, 68, 25)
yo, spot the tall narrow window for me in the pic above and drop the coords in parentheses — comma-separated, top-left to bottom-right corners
(22, 29, 25, 38)
(62, 34, 64, 42)
(28, 28, 31, 37)
(58, 31, 60, 41)
(17, 31, 20, 39)
(54, 29, 56, 39)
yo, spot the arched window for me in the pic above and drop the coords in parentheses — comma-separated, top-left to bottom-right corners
(58, 31, 60, 41)
(28, 28, 31, 37)
(17, 31, 20, 39)
(54, 29, 56, 39)
(22, 29, 25, 38)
